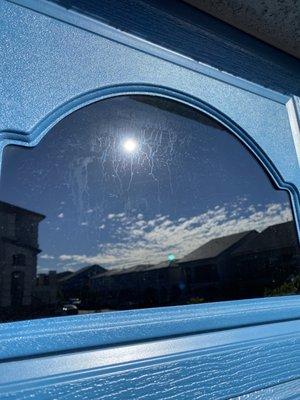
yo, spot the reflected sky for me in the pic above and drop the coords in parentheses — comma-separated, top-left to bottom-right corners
(0, 96, 292, 272)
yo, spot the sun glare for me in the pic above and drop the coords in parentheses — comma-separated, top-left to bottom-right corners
(122, 138, 138, 153)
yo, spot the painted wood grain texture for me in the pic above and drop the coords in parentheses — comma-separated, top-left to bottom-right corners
(1, 296, 300, 361)
(235, 379, 300, 399)
(1, 322, 299, 399)
(49, 0, 300, 96)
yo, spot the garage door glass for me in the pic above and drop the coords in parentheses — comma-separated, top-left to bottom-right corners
(0, 95, 299, 322)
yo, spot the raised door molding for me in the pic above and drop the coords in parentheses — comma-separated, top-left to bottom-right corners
(1, 1, 300, 398)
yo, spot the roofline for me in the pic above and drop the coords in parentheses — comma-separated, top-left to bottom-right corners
(0, 200, 45, 220)
(1, 237, 42, 253)
(59, 264, 106, 282)
(179, 230, 258, 263)
(233, 244, 299, 257)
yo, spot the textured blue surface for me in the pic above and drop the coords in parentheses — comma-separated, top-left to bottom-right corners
(236, 379, 300, 400)
(2, 1, 300, 238)
(49, 0, 300, 96)
(1, 1, 300, 398)
(1, 320, 300, 399)
(1, 3, 299, 186)
(1, 296, 300, 361)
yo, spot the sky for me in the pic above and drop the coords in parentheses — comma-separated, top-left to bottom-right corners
(0, 96, 293, 272)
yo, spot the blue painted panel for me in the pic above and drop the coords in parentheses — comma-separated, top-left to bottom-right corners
(48, 0, 300, 96)
(1, 2, 300, 399)
(0, 320, 299, 399)
(1, 296, 300, 361)
(236, 379, 300, 399)
(2, 1, 300, 250)
(1, 2, 299, 190)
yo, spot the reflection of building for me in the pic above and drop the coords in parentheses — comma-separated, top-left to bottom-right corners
(90, 261, 184, 309)
(59, 264, 105, 302)
(33, 270, 74, 312)
(178, 230, 258, 300)
(231, 221, 300, 297)
(0, 201, 45, 310)
(89, 221, 300, 309)
(32, 220, 298, 311)
(90, 231, 259, 307)
(35, 271, 64, 307)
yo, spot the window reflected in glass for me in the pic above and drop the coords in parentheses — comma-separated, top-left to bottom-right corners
(0, 95, 299, 322)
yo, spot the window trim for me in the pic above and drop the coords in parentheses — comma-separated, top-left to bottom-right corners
(7, 0, 290, 104)
(1, 295, 300, 361)
(2, 84, 300, 245)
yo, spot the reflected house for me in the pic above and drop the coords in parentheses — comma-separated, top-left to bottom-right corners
(91, 231, 258, 308)
(90, 266, 143, 309)
(0, 201, 45, 310)
(35, 271, 59, 306)
(90, 261, 184, 309)
(178, 230, 258, 300)
(59, 264, 106, 303)
(33, 270, 74, 313)
(56, 271, 74, 280)
(90, 221, 300, 309)
(231, 221, 300, 297)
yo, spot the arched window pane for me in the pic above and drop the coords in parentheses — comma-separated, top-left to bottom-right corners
(0, 96, 299, 322)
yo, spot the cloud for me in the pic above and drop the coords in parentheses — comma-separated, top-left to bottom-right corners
(107, 213, 126, 220)
(40, 254, 55, 260)
(58, 213, 64, 218)
(58, 201, 293, 271)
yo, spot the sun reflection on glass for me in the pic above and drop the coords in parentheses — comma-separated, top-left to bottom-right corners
(122, 138, 138, 153)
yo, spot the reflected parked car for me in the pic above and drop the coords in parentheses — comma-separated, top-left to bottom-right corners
(58, 304, 79, 316)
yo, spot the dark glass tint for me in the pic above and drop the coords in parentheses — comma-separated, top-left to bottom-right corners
(0, 96, 299, 322)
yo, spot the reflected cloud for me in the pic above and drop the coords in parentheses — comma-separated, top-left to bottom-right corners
(40, 254, 55, 260)
(59, 202, 292, 270)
